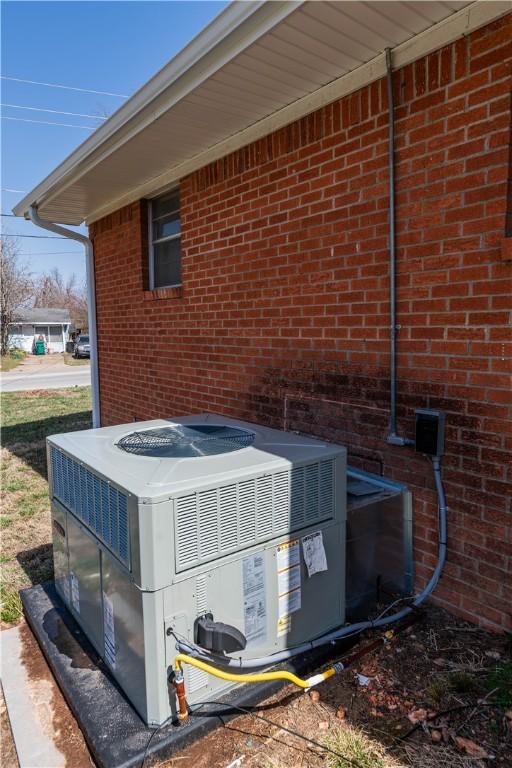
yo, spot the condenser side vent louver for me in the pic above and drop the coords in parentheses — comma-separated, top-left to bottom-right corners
(50, 447, 130, 567)
(175, 458, 334, 572)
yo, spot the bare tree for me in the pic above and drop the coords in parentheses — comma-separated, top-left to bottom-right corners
(0, 237, 33, 356)
(33, 267, 88, 329)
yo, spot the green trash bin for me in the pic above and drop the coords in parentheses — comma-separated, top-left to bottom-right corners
(35, 339, 45, 355)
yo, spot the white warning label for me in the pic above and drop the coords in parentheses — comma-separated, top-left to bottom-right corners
(302, 530, 328, 577)
(63, 573, 71, 605)
(279, 587, 301, 619)
(276, 539, 301, 625)
(103, 592, 116, 669)
(277, 615, 291, 637)
(70, 571, 80, 614)
(243, 552, 266, 645)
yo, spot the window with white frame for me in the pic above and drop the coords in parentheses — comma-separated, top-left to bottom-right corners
(149, 189, 181, 289)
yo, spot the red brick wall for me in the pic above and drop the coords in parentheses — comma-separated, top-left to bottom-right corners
(91, 16, 512, 632)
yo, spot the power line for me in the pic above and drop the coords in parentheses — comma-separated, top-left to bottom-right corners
(1, 213, 17, 217)
(1, 75, 128, 98)
(18, 252, 82, 256)
(1, 103, 108, 120)
(2, 115, 95, 130)
(2, 233, 68, 239)
(2, 188, 27, 194)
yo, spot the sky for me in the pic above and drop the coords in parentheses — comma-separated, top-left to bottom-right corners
(1, 0, 228, 283)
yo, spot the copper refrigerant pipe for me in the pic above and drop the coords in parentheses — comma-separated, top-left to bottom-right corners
(174, 670, 189, 721)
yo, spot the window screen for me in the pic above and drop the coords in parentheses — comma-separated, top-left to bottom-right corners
(149, 190, 181, 289)
(49, 326, 62, 341)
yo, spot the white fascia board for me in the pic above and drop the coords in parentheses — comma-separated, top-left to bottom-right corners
(85, 0, 511, 225)
(12, 0, 303, 221)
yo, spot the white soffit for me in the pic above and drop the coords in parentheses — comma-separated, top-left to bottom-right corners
(13, 0, 511, 226)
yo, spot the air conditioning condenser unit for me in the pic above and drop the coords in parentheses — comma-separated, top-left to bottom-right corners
(48, 414, 347, 725)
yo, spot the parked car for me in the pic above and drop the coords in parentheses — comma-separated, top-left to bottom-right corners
(74, 335, 90, 359)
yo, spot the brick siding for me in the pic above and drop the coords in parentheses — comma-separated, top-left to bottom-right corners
(90, 15, 512, 632)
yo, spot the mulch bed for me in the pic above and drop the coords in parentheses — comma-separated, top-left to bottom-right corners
(156, 605, 512, 768)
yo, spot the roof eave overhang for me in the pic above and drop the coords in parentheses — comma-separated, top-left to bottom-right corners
(13, 0, 511, 227)
(12, 0, 303, 223)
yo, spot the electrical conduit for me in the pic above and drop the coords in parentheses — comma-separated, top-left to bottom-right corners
(384, 48, 412, 447)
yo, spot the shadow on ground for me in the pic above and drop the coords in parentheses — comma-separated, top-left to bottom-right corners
(2, 411, 91, 479)
(17, 544, 54, 586)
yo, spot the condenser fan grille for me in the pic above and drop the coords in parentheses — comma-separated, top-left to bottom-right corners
(116, 424, 255, 458)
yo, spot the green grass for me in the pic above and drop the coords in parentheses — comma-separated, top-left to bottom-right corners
(63, 351, 90, 366)
(0, 386, 91, 624)
(425, 677, 447, 706)
(0, 354, 23, 372)
(448, 671, 478, 694)
(0, 585, 23, 624)
(485, 662, 512, 708)
(325, 725, 403, 768)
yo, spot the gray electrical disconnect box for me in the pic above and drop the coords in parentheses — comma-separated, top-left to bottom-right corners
(415, 408, 445, 457)
(48, 414, 347, 725)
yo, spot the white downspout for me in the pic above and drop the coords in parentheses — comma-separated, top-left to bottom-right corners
(27, 206, 100, 428)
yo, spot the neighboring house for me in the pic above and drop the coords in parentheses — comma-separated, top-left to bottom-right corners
(9, 308, 71, 353)
(13, 1, 512, 635)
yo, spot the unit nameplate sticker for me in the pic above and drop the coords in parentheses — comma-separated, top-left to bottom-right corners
(70, 571, 80, 613)
(243, 552, 266, 645)
(103, 592, 116, 669)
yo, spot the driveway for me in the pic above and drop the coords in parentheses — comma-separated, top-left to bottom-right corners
(0, 354, 91, 392)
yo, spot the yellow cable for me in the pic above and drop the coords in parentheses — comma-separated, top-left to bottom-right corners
(175, 653, 323, 690)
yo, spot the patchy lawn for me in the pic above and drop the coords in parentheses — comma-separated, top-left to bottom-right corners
(63, 351, 90, 366)
(0, 387, 91, 624)
(0, 353, 25, 372)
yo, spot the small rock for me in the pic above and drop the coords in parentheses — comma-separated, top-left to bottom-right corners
(431, 729, 442, 743)
(408, 708, 428, 724)
(318, 720, 329, 731)
(309, 689, 321, 702)
(454, 736, 489, 759)
(485, 650, 501, 660)
(335, 706, 347, 720)
(225, 759, 245, 768)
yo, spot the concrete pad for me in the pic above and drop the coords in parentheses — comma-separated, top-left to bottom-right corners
(1, 622, 91, 768)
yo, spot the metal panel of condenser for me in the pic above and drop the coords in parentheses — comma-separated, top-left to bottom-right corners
(346, 469, 413, 620)
(66, 515, 103, 654)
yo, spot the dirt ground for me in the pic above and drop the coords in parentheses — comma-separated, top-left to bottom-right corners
(1, 606, 510, 768)
(151, 605, 512, 768)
